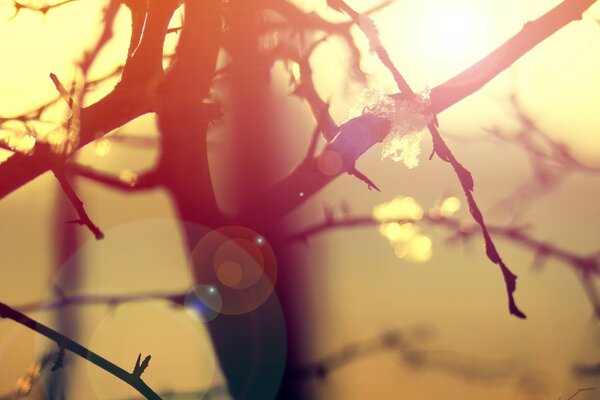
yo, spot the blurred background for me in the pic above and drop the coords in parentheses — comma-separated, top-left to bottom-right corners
(1, 0, 600, 399)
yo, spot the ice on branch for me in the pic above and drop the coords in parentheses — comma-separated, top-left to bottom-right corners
(350, 88, 433, 168)
(0, 122, 37, 155)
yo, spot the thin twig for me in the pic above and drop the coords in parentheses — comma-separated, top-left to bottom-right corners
(428, 123, 526, 318)
(328, 0, 527, 317)
(68, 163, 159, 193)
(284, 213, 600, 316)
(15, 290, 186, 314)
(328, 0, 413, 96)
(0, 301, 163, 400)
(52, 167, 104, 239)
(564, 387, 596, 400)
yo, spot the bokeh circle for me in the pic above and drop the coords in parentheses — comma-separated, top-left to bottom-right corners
(190, 226, 278, 315)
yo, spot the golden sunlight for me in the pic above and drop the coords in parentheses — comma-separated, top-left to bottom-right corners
(413, 1, 495, 67)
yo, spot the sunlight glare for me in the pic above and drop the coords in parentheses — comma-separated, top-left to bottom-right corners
(414, 1, 495, 68)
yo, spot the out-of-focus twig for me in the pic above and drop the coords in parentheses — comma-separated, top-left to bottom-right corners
(68, 163, 159, 193)
(284, 213, 600, 317)
(14, 290, 186, 314)
(561, 387, 596, 400)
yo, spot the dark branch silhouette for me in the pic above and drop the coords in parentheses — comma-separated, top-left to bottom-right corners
(0, 301, 163, 400)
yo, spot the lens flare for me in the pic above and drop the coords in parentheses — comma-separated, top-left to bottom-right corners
(190, 226, 278, 315)
(184, 285, 223, 322)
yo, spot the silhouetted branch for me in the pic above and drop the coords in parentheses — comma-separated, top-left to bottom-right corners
(279, 37, 339, 141)
(132, 354, 152, 379)
(237, 113, 390, 225)
(0, 301, 163, 400)
(342, 0, 525, 318)
(52, 166, 104, 239)
(428, 122, 526, 318)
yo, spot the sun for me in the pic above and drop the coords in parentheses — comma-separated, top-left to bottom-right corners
(413, 1, 497, 70)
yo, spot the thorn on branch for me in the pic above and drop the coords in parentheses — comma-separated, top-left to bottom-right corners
(348, 166, 381, 191)
(10, 0, 77, 19)
(132, 353, 152, 379)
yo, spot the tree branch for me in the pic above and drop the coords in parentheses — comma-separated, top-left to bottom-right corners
(0, 0, 180, 200)
(156, 0, 224, 229)
(52, 166, 104, 239)
(284, 213, 600, 316)
(427, 0, 598, 115)
(15, 290, 185, 314)
(0, 301, 163, 400)
(68, 163, 159, 193)
(240, 0, 598, 317)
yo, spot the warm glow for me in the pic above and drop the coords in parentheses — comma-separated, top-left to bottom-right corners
(414, 1, 494, 65)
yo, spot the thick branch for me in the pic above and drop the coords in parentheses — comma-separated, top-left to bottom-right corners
(156, 0, 223, 229)
(0, 87, 152, 199)
(428, 0, 597, 114)
(251, 0, 595, 223)
(236, 113, 390, 224)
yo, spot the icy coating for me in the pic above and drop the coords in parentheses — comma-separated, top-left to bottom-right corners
(349, 88, 433, 169)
